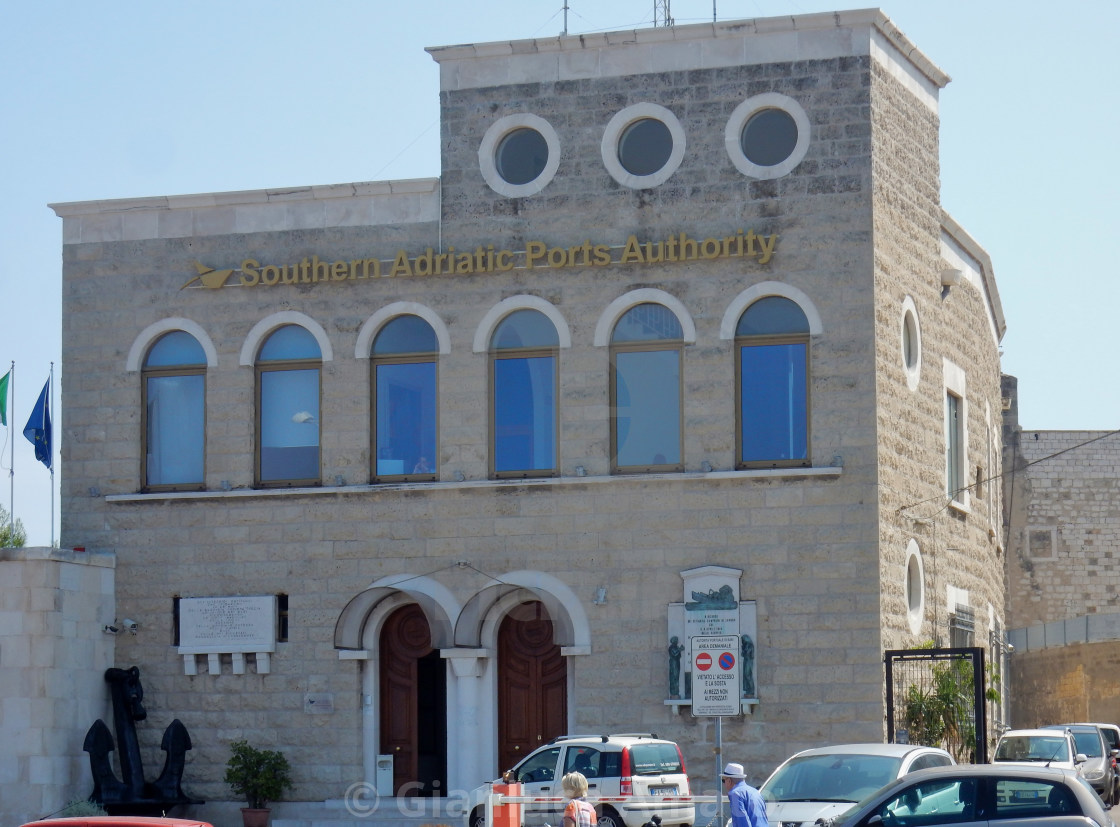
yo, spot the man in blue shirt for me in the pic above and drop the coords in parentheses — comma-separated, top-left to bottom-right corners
(722, 762, 768, 827)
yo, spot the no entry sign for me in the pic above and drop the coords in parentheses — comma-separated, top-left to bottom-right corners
(691, 635, 741, 716)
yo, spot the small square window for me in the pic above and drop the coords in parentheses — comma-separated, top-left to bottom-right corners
(1029, 528, 1055, 557)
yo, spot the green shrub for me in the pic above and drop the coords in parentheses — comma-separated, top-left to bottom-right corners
(224, 739, 293, 809)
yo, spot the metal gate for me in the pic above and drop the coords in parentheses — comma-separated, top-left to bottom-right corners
(884, 647, 988, 764)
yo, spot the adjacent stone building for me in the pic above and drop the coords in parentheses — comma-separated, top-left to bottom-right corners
(1002, 376, 1120, 726)
(41, 8, 1006, 824)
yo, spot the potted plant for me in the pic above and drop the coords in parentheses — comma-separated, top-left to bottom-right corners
(224, 739, 293, 827)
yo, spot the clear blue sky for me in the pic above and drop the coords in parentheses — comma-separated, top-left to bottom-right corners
(2, 0, 1116, 547)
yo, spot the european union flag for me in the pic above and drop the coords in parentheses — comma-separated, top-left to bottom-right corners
(24, 378, 52, 470)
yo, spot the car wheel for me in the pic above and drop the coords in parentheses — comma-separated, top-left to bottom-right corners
(595, 807, 624, 827)
(471, 807, 486, 827)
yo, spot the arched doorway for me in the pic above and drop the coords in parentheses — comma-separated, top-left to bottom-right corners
(380, 603, 447, 796)
(497, 600, 567, 773)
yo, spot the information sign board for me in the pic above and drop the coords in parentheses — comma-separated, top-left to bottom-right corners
(691, 634, 741, 716)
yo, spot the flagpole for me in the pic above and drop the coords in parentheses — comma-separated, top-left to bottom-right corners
(8, 361, 13, 542)
(50, 362, 55, 548)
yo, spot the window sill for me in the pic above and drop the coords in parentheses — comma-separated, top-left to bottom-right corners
(104, 464, 843, 504)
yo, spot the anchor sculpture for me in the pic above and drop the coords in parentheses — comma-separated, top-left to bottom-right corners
(83, 666, 202, 814)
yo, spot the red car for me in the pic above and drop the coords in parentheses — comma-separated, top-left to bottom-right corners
(22, 819, 213, 827)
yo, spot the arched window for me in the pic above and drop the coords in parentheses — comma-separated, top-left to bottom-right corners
(490, 309, 558, 478)
(372, 315, 438, 482)
(142, 330, 206, 491)
(256, 324, 321, 487)
(610, 303, 683, 473)
(736, 296, 810, 467)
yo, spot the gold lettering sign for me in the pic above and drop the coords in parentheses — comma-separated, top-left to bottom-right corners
(180, 230, 779, 290)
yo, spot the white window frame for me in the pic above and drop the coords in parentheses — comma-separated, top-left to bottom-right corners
(600, 102, 686, 190)
(478, 113, 562, 198)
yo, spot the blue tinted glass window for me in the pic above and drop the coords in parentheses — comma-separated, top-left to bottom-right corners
(615, 349, 681, 467)
(494, 355, 556, 473)
(259, 325, 321, 361)
(612, 303, 683, 343)
(374, 316, 438, 355)
(735, 296, 808, 336)
(145, 373, 204, 487)
(740, 342, 807, 463)
(143, 331, 206, 489)
(259, 368, 319, 482)
(493, 309, 559, 349)
(375, 361, 437, 477)
(145, 331, 206, 367)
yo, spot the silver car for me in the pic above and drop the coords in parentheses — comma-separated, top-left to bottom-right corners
(759, 743, 954, 827)
(821, 764, 1114, 827)
(1044, 724, 1116, 804)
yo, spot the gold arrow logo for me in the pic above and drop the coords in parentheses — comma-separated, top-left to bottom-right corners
(181, 261, 235, 290)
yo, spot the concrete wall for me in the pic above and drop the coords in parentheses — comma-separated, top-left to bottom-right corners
(1009, 641, 1120, 728)
(0, 547, 115, 826)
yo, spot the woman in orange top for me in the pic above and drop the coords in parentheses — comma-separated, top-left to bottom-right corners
(562, 772, 596, 827)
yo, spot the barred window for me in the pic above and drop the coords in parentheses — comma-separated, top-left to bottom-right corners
(949, 607, 975, 648)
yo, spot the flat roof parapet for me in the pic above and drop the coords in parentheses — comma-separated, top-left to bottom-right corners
(427, 8, 948, 90)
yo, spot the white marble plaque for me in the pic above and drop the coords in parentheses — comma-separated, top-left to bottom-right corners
(179, 595, 277, 654)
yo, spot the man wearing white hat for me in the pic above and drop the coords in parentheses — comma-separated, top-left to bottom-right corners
(721, 762, 767, 827)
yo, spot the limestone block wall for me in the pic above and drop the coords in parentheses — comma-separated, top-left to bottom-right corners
(1004, 427, 1120, 629)
(0, 547, 115, 827)
(870, 45, 1005, 656)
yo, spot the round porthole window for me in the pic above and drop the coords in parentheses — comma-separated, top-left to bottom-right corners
(601, 102, 685, 189)
(496, 128, 549, 185)
(741, 108, 799, 167)
(905, 539, 925, 635)
(900, 296, 922, 392)
(725, 92, 810, 180)
(479, 113, 561, 198)
(618, 118, 674, 176)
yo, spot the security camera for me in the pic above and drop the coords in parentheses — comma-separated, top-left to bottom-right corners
(121, 618, 139, 633)
(102, 624, 119, 635)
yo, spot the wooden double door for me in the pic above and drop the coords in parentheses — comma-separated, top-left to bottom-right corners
(496, 601, 567, 775)
(380, 604, 446, 795)
(379, 600, 566, 794)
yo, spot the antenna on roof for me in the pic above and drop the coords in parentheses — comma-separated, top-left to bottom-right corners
(562, 1, 569, 35)
(654, 0, 673, 27)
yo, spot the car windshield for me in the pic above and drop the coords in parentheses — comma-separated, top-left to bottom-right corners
(994, 735, 1070, 762)
(1069, 731, 1104, 758)
(761, 753, 903, 803)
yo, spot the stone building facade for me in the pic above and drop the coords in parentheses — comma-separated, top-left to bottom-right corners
(45, 9, 1005, 823)
(1002, 376, 1120, 726)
